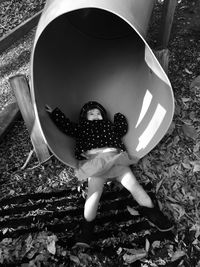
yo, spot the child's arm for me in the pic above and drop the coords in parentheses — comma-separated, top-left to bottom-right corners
(46, 105, 79, 137)
(114, 113, 128, 137)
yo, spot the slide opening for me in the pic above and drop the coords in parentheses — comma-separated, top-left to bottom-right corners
(33, 7, 173, 167)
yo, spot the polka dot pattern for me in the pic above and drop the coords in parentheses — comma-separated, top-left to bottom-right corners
(50, 108, 128, 160)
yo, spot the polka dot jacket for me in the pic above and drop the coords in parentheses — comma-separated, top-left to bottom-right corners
(49, 107, 128, 160)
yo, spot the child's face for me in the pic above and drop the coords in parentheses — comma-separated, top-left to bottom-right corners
(87, 108, 103, 121)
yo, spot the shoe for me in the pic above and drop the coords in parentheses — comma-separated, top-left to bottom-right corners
(139, 206, 174, 232)
(74, 220, 95, 248)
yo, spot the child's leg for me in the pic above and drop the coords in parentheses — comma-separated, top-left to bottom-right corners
(75, 177, 105, 247)
(116, 166, 153, 208)
(116, 166, 174, 232)
(84, 176, 105, 222)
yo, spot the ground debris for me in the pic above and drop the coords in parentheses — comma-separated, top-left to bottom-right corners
(0, 0, 200, 266)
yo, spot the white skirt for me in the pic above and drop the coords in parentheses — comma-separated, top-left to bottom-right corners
(75, 149, 138, 181)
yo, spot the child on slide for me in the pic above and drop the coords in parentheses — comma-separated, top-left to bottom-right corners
(46, 101, 173, 247)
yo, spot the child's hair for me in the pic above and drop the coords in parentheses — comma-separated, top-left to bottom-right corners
(80, 101, 107, 120)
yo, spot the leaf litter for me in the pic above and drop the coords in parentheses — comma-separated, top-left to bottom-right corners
(0, 0, 200, 266)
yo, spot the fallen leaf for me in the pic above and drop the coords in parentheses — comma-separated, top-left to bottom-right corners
(79, 252, 92, 263)
(182, 124, 198, 140)
(167, 196, 179, 203)
(190, 161, 200, 172)
(190, 223, 200, 239)
(182, 162, 191, 169)
(171, 203, 185, 220)
(27, 249, 37, 259)
(182, 97, 191, 103)
(193, 141, 200, 153)
(190, 75, 200, 90)
(123, 248, 147, 264)
(47, 240, 56, 255)
(9, 190, 15, 195)
(61, 250, 67, 256)
(2, 228, 8, 235)
(171, 250, 185, 261)
(70, 255, 80, 264)
(152, 240, 161, 249)
(25, 234, 33, 253)
(156, 178, 165, 193)
(127, 206, 139, 216)
(145, 239, 150, 252)
(185, 68, 193, 74)
(117, 247, 123, 255)
(166, 121, 176, 135)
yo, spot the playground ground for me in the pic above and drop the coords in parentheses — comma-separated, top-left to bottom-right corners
(0, 0, 200, 266)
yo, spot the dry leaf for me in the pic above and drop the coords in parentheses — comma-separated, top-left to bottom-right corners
(156, 178, 165, 193)
(9, 190, 15, 195)
(47, 240, 56, 255)
(193, 141, 200, 153)
(171, 203, 185, 220)
(171, 250, 185, 261)
(192, 239, 198, 245)
(79, 253, 92, 264)
(70, 255, 80, 264)
(27, 249, 37, 259)
(167, 196, 178, 203)
(152, 240, 161, 249)
(2, 228, 8, 235)
(123, 248, 147, 264)
(190, 223, 200, 239)
(182, 162, 191, 169)
(25, 234, 33, 253)
(127, 206, 139, 216)
(182, 124, 198, 140)
(185, 68, 193, 74)
(190, 161, 200, 172)
(117, 247, 123, 255)
(167, 121, 176, 135)
(182, 97, 191, 102)
(145, 239, 150, 252)
(190, 75, 200, 90)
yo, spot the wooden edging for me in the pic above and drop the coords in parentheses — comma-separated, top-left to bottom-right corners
(0, 10, 43, 143)
(157, 0, 178, 49)
(9, 75, 50, 163)
(0, 9, 43, 55)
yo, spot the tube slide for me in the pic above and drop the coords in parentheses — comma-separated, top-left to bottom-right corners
(30, 0, 174, 168)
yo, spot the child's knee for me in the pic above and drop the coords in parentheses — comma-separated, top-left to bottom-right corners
(118, 166, 135, 180)
(88, 177, 104, 194)
(117, 166, 139, 187)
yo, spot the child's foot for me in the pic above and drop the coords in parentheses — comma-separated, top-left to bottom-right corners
(139, 206, 174, 232)
(74, 220, 95, 248)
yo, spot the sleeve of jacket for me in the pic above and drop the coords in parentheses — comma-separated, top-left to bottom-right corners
(114, 113, 128, 137)
(49, 107, 79, 137)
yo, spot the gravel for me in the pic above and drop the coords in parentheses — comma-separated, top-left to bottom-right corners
(0, 29, 35, 111)
(0, 0, 45, 38)
(0, 0, 45, 111)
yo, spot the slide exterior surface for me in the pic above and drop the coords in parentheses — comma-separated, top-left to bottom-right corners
(30, 0, 174, 167)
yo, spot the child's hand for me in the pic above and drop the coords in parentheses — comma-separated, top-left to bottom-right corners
(45, 104, 53, 113)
